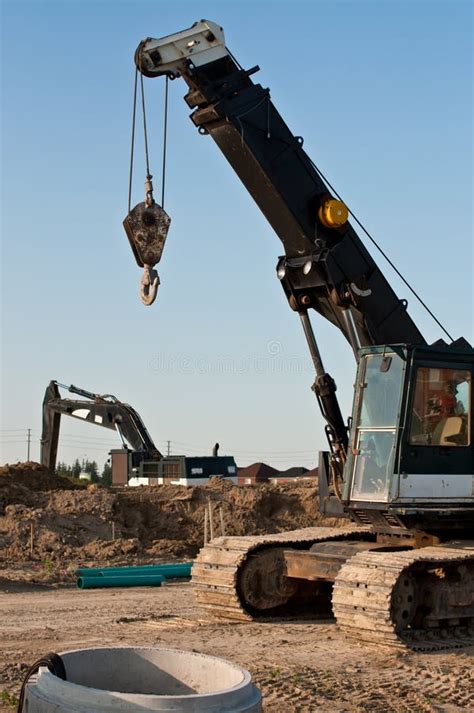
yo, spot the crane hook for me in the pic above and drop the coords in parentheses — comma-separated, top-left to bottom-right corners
(140, 265, 160, 306)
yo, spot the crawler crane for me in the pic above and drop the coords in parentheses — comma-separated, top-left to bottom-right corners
(127, 21, 473, 648)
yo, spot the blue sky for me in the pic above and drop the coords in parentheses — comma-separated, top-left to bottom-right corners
(1, 0, 472, 471)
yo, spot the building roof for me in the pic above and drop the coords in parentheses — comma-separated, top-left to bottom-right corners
(237, 462, 278, 480)
(276, 466, 309, 478)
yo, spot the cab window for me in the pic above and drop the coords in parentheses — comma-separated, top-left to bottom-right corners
(409, 367, 471, 447)
(350, 353, 404, 501)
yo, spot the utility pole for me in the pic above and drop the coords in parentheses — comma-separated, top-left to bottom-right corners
(167, 440, 171, 456)
(27, 428, 31, 461)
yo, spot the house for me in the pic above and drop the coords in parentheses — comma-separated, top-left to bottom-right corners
(237, 462, 279, 485)
(267, 466, 318, 484)
(237, 462, 318, 485)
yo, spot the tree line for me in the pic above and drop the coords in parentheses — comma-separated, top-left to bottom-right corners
(56, 459, 112, 486)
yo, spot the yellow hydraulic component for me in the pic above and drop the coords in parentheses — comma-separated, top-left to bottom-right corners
(318, 198, 349, 229)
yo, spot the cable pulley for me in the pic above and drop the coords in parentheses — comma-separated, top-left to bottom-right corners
(123, 69, 171, 306)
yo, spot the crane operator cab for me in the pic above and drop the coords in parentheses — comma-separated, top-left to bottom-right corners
(343, 342, 473, 537)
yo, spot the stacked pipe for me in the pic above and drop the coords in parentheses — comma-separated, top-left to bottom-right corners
(76, 562, 192, 589)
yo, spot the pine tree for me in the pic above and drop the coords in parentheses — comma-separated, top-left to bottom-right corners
(56, 461, 71, 478)
(101, 462, 112, 487)
(81, 459, 99, 483)
(71, 459, 81, 478)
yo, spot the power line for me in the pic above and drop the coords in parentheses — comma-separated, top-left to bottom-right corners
(0, 428, 40, 433)
(170, 441, 318, 456)
(1, 431, 317, 454)
(309, 158, 454, 342)
(0, 436, 118, 448)
(1, 430, 318, 464)
(58, 441, 118, 450)
(0, 438, 28, 446)
(170, 439, 317, 453)
(0, 429, 120, 443)
(57, 445, 116, 454)
(58, 433, 122, 444)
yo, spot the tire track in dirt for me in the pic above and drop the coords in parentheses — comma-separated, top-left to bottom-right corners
(252, 658, 474, 712)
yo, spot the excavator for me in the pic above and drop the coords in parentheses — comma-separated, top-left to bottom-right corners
(126, 21, 473, 649)
(41, 381, 162, 474)
(41, 381, 237, 485)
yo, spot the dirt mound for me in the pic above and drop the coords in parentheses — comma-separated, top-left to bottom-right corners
(0, 463, 346, 578)
(0, 462, 82, 501)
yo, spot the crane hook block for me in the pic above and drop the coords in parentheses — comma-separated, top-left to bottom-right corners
(123, 201, 171, 269)
(123, 201, 171, 306)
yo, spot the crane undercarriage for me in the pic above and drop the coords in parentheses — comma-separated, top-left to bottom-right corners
(192, 528, 474, 651)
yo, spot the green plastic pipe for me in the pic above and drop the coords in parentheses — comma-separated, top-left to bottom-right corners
(77, 574, 164, 589)
(76, 563, 191, 574)
(76, 563, 192, 578)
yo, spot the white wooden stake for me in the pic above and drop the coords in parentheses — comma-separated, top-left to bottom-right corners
(204, 507, 209, 545)
(220, 505, 225, 536)
(208, 501, 214, 540)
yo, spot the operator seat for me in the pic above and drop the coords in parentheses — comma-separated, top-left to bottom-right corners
(433, 416, 463, 446)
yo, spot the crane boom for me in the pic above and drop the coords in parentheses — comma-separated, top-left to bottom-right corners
(133, 19, 429, 487)
(136, 21, 425, 350)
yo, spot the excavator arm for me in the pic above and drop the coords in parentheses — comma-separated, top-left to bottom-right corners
(41, 381, 162, 471)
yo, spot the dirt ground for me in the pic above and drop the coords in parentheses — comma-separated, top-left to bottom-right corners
(1, 576, 472, 712)
(1, 464, 473, 711)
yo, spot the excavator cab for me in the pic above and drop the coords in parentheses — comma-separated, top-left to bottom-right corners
(343, 343, 473, 535)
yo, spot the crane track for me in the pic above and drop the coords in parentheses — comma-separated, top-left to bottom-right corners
(333, 544, 474, 651)
(192, 526, 370, 621)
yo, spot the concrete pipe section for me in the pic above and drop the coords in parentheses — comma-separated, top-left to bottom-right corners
(23, 646, 262, 712)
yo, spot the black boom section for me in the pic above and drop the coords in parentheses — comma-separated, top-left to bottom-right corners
(179, 56, 425, 347)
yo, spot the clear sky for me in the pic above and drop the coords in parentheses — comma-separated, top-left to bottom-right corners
(1, 0, 472, 471)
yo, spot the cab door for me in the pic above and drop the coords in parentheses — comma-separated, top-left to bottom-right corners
(349, 352, 405, 502)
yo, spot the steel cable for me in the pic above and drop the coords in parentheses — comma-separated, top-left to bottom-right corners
(309, 158, 454, 342)
(161, 76, 169, 208)
(127, 67, 139, 213)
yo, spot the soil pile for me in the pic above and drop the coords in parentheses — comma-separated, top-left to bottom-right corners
(0, 462, 347, 576)
(0, 461, 82, 501)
